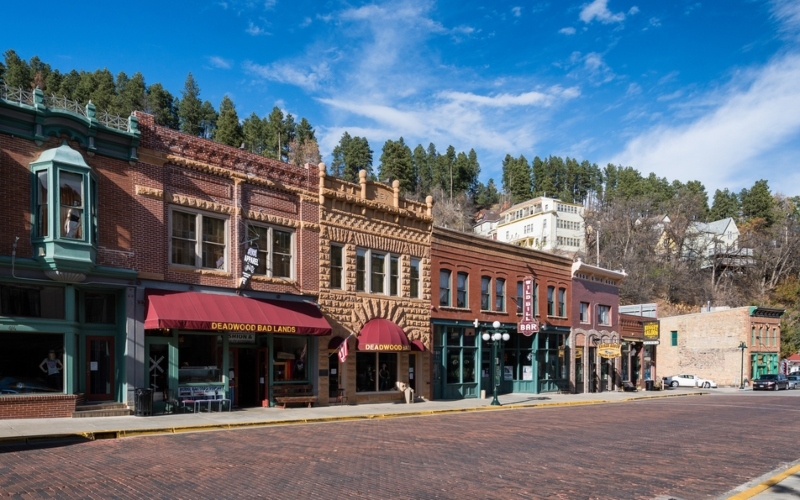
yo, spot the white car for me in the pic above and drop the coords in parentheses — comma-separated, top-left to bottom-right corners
(663, 374, 717, 389)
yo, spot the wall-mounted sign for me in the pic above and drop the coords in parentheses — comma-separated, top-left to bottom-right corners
(361, 343, 411, 352)
(210, 322, 297, 333)
(643, 340, 660, 345)
(598, 343, 621, 358)
(575, 347, 583, 359)
(518, 276, 539, 336)
(228, 333, 256, 344)
(240, 244, 259, 288)
(644, 322, 660, 339)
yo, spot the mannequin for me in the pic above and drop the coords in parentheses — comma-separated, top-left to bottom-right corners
(39, 350, 63, 390)
(64, 208, 80, 238)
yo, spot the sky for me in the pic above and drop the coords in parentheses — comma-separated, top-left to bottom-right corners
(3, 0, 800, 197)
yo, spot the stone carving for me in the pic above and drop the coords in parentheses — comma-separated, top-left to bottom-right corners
(135, 185, 164, 200)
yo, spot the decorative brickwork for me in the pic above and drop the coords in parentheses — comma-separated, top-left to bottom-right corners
(0, 394, 78, 419)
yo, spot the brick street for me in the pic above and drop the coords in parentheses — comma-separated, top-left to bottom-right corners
(2, 394, 799, 499)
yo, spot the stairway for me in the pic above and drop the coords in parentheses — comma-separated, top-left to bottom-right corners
(73, 402, 133, 418)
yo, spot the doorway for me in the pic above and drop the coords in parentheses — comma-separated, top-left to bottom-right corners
(85, 336, 114, 401)
(329, 354, 340, 398)
(408, 354, 416, 392)
(235, 348, 257, 407)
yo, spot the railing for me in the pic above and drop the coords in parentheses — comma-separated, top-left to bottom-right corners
(0, 84, 34, 106)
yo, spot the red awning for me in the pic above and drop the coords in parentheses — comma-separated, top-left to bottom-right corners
(357, 319, 410, 352)
(410, 340, 426, 352)
(144, 291, 331, 336)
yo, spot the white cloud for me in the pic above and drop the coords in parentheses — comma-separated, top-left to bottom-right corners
(246, 21, 268, 35)
(607, 53, 800, 193)
(439, 87, 580, 107)
(626, 83, 642, 95)
(243, 60, 330, 91)
(512, 6, 522, 17)
(771, 0, 800, 39)
(579, 0, 626, 24)
(581, 52, 616, 84)
(207, 56, 232, 69)
(628, 6, 639, 15)
(300, 17, 312, 28)
(648, 17, 661, 28)
(559, 27, 577, 35)
(264, 0, 276, 9)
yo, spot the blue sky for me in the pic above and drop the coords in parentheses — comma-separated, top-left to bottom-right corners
(3, 0, 800, 197)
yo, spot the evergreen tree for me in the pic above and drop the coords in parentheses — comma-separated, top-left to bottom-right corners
(43, 69, 63, 96)
(58, 70, 81, 101)
(115, 71, 146, 116)
(433, 146, 457, 198)
(2, 49, 31, 89)
(330, 132, 352, 178)
(264, 106, 287, 161)
(378, 137, 415, 192)
(295, 117, 315, 145)
(503, 155, 533, 204)
(145, 83, 179, 129)
(213, 95, 242, 147)
(740, 179, 775, 226)
(474, 178, 500, 209)
(412, 144, 431, 195)
(89, 69, 117, 113)
(178, 73, 203, 135)
(199, 100, 218, 139)
(709, 188, 741, 221)
(28, 56, 51, 91)
(242, 112, 265, 154)
(0, 59, 5, 83)
(531, 156, 554, 198)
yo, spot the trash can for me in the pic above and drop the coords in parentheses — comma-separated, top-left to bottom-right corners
(645, 380, 654, 391)
(134, 388, 153, 416)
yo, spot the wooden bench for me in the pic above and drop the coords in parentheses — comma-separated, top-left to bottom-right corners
(272, 384, 317, 409)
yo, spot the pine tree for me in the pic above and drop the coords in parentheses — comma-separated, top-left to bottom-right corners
(28, 56, 52, 91)
(213, 95, 243, 147)
(43, 69, 63, 96)
(199, 101, 218, 139)
(264, 107, 286, 161)
(709, 188, 740, 221)
(58, 70, 81, 101)
(474, 178, 500, 209)
(378, 137, 415, 192)
(115, 71, 146, 116)
(145, 83, 179, 129)
(178, 73, 203, 136)
(503, 155, 532, 204)
(330, 132, 352, 178)
(295, 117, 315, 145)
(412, 144, 431, 195)
(242, 112, 265, 154)
(740, 179, 775, 226)
(347, 136, 374, 181)
(2, 50, 31, 89)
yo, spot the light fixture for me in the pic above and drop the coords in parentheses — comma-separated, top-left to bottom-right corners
(482, 321, 510, 406)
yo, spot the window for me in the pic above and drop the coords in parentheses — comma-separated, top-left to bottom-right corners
(439, 270, 452, 306)
(356, 352, 397, 392)
(178, 335, 223, 384)
(597, 305, 610, 325)
(481, 277, 491, 310)
(409, 258, 421, 299)
(330, 245, 344, 289)
(547, 286, 555, 316)
(456, 272, 468, 308)
(537, 332, 568, 382)
(533, 282, 539, 316)
(250, 224, 294, 278)
(517, 281, 523, 314)
(0, 284, 65, 319)
(273, 336, 309, 382)
(444, 327, 477, 384)
(36, 171, 49, 237)
(84, 292, 116, 324)
(0, 333, 64, 394)
(355, 248, 400, 296)
(495, 278, 505, 312)
(370, 252, 386, 293)
(580, 302, 589, 323)
(356, 248, 367, 292)
(390, 256, 400, 296)
(557, 288, 566, 317)
(171, 209, 227, 270)
(671, 331, 678, 346)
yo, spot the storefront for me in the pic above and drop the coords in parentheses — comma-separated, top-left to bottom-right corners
(143, 290, 331, 410)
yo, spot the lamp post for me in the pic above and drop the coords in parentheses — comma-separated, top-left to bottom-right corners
(738, 341, 747, 390)
(482, 320, 510, 406)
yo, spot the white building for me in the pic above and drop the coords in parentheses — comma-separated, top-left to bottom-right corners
(491, 196, 586, 255)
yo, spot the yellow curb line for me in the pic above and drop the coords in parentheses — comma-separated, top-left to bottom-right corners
(726, 463, 800, 500)
(0, 392, 704, 444)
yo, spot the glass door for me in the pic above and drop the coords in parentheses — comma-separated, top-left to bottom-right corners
(85, 336, 114, 401)
(145, 337, 177, 413)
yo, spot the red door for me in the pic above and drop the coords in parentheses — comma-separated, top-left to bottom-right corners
(86, 336, 115, 401)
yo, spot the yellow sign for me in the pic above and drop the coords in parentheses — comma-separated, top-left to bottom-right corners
(598, 343, 621, 358)
(575, 347, 583, 359)
(644, 322, 659, 339)
(210, 322, 297, 333)
(362, 343, 410, 351)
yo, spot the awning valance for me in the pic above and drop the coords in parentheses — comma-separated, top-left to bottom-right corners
(144, 291, 332, 336)
(357, 319, 411, 352)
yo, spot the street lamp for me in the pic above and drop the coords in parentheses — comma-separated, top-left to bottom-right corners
(482, 320, 510, 406)
(738, 341, 747, 390)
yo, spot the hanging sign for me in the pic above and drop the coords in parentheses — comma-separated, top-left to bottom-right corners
(644, 322, 659, 340)
(240, 244, 259, 288)
(518, 276, 539, 336)
(598, 343, 621, 358)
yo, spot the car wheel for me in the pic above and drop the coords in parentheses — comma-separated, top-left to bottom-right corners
(773, 384, 779, 391)
(703, 382, 710, 388)
(670, 381, 678, 388)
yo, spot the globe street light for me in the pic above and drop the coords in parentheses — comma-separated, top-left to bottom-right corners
(482, 320, 510, 406)
(738, 341, 747, 390)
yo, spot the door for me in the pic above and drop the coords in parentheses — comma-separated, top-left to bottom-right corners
(145, 338, 177, 413)
(85, 336, 114, 401)
(329, 353, 340, 398)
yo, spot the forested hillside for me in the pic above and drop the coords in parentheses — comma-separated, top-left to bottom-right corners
(2, 48, 798, 357)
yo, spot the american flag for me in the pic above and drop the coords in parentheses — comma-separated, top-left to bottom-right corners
(338, 336, 349, 363)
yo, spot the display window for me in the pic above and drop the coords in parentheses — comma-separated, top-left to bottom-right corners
(0, 333, 64, 394)
(178, 334, 223, 384)
(356, 352, 397, 392)
(273, 336, 308, 382)
(445, 327, 477, 384)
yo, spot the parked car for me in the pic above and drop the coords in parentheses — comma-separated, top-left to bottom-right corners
(662, 374, 717, 388)
(0, 376, 59, 394)
(753, 373, 790, 391)
(786, 374, 800, 390)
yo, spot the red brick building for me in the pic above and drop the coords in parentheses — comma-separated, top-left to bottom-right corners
(430, 227, 573, 399)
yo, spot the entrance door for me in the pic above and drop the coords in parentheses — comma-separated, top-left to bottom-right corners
(588, 347, 597, 393)
(145, 338, 177, 413)
(85, 336, 114, 401)
(575, 348, 584, 393)
(408, 354, 416, 392)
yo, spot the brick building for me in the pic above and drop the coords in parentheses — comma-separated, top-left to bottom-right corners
(569, 260, 628, 393)
(658, 307, 784, 387)
(430, 227, 573, 399)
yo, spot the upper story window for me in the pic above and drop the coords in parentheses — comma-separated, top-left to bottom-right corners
(597, 305, 611, 326)
(171, 208, 228, 270)
(557, 287, 566, 317)
(547, 286, 555, 316)
(516, 281, 523, 314)
(330, 244, 344, 289)
(439, 269, 452, 306)
(481, 276, 491, 310)
(456, 272, 468, 308)
(409, 258, 421, 299)
(533, 282, 539, 316)
(580, 302, 589, 323)
(250, 224, 294, 279)
(356, 248, 400, 296)
(495, 278, 505, 312)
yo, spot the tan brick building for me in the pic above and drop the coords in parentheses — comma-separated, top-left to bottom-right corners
(658, 307, 784, 387)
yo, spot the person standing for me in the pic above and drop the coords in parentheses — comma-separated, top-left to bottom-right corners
(39, 350, 63, 391)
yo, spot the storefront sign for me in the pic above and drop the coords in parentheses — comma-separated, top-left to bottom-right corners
(575, 347, 583, 359)
(643, 322, 659, 339)
(210, 322, 297, 333)
(643, 340, 660, 345)
(598, 343, 621, 358)
(228, 332, 256, 343)
(518, 276, 539, 336)
(361, 343, 411, 351)
(240, 245, 259, 288)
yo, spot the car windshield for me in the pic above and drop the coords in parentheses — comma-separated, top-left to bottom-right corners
(759, 374, 778, 380)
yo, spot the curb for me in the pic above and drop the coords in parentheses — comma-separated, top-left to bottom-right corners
(725, 462, 800, 499)
(0, 392, 704, 446)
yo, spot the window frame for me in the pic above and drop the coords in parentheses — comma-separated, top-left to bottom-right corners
(330, 244, 344, 289)
(481, 276, 491, 311)
(355, 247, 401, 296)
(409, 258, 421, 299)
(439, 269, 452, 306)
(456, 272, 468, 308)
(579, 302, 589, 323)
(248, 223, 295, 279)
(547, 286, 555, 316)
(557, 287, 566, 317)
(597, 304, 611, 326)
(516, 281, 523, 314)
(495, 278, 506, 312)
(170, 207, 229, 271)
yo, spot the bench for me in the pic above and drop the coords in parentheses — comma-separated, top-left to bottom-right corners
(622, 380, 637, 392)
(272, 384, 317, 409)
(555, 380, 571, 394)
